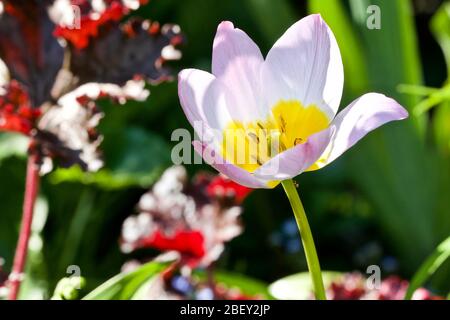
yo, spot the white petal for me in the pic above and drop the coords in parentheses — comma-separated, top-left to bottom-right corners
(261, 14, 343, 119)
(212, 21, 264, 122)
(310, 93, 409, 170)
(178, 69, 232, 142)
(0, 58, 8, 90)
(253, 127, 332, 180)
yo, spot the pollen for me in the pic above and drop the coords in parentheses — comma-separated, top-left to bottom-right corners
(221, 100, 329, 173)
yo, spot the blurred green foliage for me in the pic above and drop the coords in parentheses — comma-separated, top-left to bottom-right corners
(1, 0, 450, 298)
(405, 235, 450, 299)
(83, 260, 173, 300)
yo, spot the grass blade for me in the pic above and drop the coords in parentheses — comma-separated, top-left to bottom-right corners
(404, 236, 450, 299)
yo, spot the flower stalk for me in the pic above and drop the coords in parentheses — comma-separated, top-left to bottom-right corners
(8, 149, 41, 300)
(281, 179, 326, 300)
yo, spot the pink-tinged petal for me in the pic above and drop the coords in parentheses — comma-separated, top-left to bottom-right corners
(253, 127, 333, 180)
(178, 69, 214, 127)
(0, 58, 8, 88)
(192, 140, 271, 189)
(178, 69, 232, 140)
(261, 14, 343, 119)
(212, 21, 264, 122)
(310, 93, 409, 170)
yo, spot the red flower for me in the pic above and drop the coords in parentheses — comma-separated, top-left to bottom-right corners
(53, 1, 126, 49)
(0, 80, 40, 134)
(121, 166, 244, 268)
(206, 175, 252, 204)
(141, 230, 205, 259)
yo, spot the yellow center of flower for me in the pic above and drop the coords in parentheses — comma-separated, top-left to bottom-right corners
(220, 100, 329, 173)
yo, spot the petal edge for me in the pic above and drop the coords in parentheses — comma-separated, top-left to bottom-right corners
(310, 93, 408, 170)
(192, 140, 272, 189)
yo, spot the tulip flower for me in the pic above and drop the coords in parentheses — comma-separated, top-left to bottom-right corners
(178, 14, 408, 299)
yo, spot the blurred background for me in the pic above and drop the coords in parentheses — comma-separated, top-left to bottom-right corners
(1, 0, 450, 299)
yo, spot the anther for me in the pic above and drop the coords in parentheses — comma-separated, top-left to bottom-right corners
(294, 137, 304, 145)
(247, 132, 260, 143)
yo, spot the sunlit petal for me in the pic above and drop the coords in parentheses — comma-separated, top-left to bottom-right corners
(309, 93, 408, 170)
(178, 69, 232, 140)
(262, 14, 343, 120)
(212, 21, 264, 122)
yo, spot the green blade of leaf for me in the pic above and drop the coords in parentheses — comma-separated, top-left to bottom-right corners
(193, 270, 271, 298)
(413, 84, 450, 116)
(82, 260, 174, 300)
(433, 100, 450, 154)
(397, 84, 440, 97)
(404, 236, 450, 300)
(431, 2, 450, 154)
(345, 0, 442, 276)
(349, 0, 425, 132)
(431, 2, 450, 74)
(18, 196, 50, 299)
(215, 271, 271, 298)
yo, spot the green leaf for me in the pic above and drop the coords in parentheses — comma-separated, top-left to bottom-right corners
(307, 3, 445, 275)
(0, 132, 28, 162)
(18, 196, 50, 299)
(397, 84, 440, 97)
(308, 0, 369, 97)
(192, 270, 270, 298)
(404, 236, 450, 300)
(344, 0, 444, 275)
(433, 100, 450, 154)
(431, 2, 450, 154)
(0, 157, 27, 267)
(431, 2, 450, 74)
(49, 127, 171, 189)
(413, 84, 450, 116)
(349, 0, 424, 131)
(207, 271, 271, 298)
(269, 271, 341, 300)
(83, 260, 174, 300)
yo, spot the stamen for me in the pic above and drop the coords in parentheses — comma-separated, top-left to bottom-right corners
(247, 132, 260, 143)
(256, 121, 267, 138)
(294, 137, 304, 145)
(257, 121, 265, 131)
(220, 100, 328, 174)
(251, 155, 263, 166)
(279, 115, 287, 133)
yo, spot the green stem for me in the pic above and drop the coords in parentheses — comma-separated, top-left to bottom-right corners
(281, 179, 326, 300)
